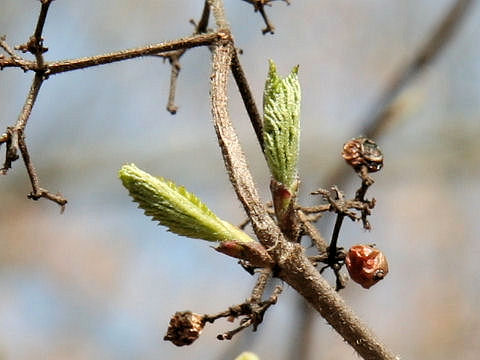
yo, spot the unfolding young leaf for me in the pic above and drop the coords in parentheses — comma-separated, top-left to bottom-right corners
(119, 164, 253, 244)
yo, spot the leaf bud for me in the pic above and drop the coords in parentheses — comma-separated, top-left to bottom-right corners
(215, 240, 274, 268)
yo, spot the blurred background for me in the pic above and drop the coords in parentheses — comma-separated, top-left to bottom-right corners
(1, 0, 479, 359)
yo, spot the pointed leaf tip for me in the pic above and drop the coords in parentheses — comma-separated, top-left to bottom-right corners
(262, 60, 301, 187)
(119, 164, 254, 244)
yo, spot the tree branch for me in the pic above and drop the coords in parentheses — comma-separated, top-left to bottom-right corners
(208, 19, 398, 360)
(230, 50, 264, 151)
(1, 0, 67, 208)
(295, 1, 475, 358)
(241, 0, 291, 34)
(359, 0, 474, 141)
(159, 0, 211, 114)
(277, 244, 397, 360)
(210, 40, 280, 249)
(48, 32, 221, 75)
(0, 33, 222, 74)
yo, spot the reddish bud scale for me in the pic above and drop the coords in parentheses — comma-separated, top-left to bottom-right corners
(215, 241, 274, 268)
(345, 245, 388, 289)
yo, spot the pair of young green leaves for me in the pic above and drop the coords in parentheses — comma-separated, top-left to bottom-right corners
(119, 60, 300, 248)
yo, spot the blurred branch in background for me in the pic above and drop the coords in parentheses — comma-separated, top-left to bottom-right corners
(293, 0, 475, 359)
(323, 0, 474, 190)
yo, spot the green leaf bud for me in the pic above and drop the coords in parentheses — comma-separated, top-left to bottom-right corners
(263, 59, 301, 188)
(119, 164, 253, 244)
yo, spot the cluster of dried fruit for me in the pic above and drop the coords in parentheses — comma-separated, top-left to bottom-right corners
(342, 137, 388, 289)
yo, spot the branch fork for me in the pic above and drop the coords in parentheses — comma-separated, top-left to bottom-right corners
(2, 1, 402, 359)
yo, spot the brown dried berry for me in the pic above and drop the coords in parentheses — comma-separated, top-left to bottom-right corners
(164, 311, 206, 346)
(342, 137, 383, 172)
(345, 244, 388, 289)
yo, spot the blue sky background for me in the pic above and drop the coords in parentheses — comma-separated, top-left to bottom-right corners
(1, 1, 480, 359)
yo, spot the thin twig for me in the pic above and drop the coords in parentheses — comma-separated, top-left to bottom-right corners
(198, 269, 280, 341)
(257, 4, 275, 35)
(1, 33, 222, 74)
(299, 204, 330, 214)
(49, 32, 220, 75)
(297, 210, 328, 253)
(0, 36, 18, 57)
(230, 49, 264, 151)
(18, 131, 67, 209)
(197, 0, 211, 33)
(161, 0, 211, 114)
(0, 54, 33, 71)
(33, 1, 53, 47)
(250, 268, 272, 302)
(1, 0, 67, 208)
(241, 0, 290, 34)
(165, 53, 181, 114)
(2, 75, 43, 173)
(215, 284, 282, 340)
(238, 217, 251, 230)
(0, 36, 31, 71)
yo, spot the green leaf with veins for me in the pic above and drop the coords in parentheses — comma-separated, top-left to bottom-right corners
(119, 164, 253, 244)
(263, 59, 301, 187)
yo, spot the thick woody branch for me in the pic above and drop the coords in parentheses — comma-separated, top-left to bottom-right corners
(277, 242, 397, 360)
(209, 41, 397, 359)
(210, 41, 281, 249)
(208, 0, 230, 30)
(208, 1, 398, 356)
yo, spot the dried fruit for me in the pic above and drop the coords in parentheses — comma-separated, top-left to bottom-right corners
(345, 244, 388, 289)
(342, 137, 383, 172)
(164, 311, 206, 346)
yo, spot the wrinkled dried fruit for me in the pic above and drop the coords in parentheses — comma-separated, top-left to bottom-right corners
(342, 137, 383, 172)
(164, 311, 205, 346)
(345, 244, 388, 289)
